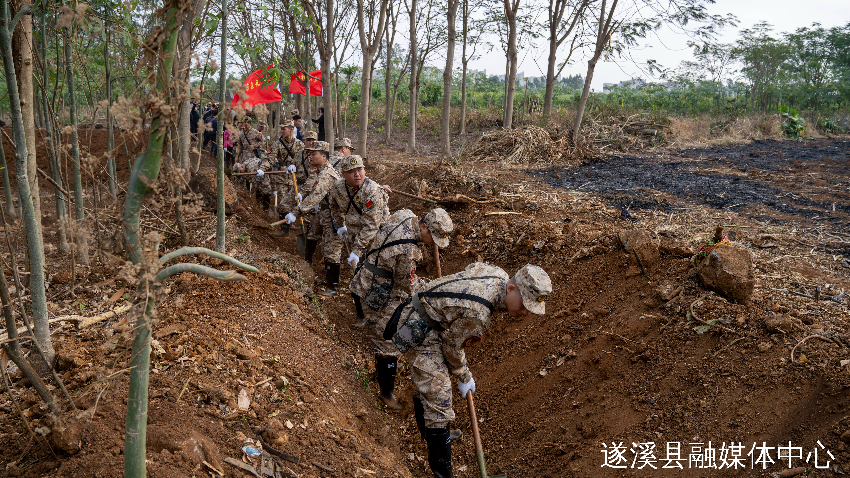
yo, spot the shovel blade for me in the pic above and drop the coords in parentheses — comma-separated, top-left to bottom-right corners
(296, 234, 307, 256)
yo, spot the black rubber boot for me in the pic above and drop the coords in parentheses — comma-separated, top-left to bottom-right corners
(375, 355, 402, 412)
(317, 262, 340, 297)
(351, 293, 366, 328)
(272, 223, 290, 238)
(413, 396, 427, 440)
(304, 239, 318, 264)
(425, 426, 453, 478)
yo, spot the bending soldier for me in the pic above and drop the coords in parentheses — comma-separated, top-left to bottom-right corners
(384, 263, 552, 478)
(349, 208, 454, 412)
(331, 138, 353, 173)
(282, 141, 342, 296)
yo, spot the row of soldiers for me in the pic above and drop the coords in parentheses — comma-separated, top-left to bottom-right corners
(229, 119, 553, 478)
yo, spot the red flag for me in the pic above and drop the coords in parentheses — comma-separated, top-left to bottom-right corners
(288, 70, 323, 97)
(232, 65, 282, 108)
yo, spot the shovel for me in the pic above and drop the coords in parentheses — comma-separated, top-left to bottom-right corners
(467, 391, 506, 478)
(290, 172, 307, 255)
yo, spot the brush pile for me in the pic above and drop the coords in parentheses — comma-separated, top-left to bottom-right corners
(584, 113, 671, 151)
(463, 125, 600, 164)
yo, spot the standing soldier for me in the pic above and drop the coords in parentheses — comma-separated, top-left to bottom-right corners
(328, 155, 390, 275)
(384, 263, 552, 478)
(233, 118, 263, 176)
(282, 141, 342, 296)
(331, 138, 354, 173)
(261, 120, 304, 236)
(349, 208, 454, 412)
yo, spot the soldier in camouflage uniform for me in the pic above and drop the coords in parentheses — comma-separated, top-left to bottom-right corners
(329, 155, 390, 274)
(233, 118, 264, 177)
(349, 208, 454, 412)
(331, 137, 353, 173)
(384, 263, 552, 478)
(283, 141, 342, 296)
(260, 120, 304, 236)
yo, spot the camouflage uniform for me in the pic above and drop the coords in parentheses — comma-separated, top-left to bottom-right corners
(291, 144, 341, 261)
(328, 156, 390, 260)
(237, 127, 264, 172)
(264, 135, 304, 211)
(350, 208, 454, 357)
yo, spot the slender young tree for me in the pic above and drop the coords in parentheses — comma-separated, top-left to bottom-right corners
(12, 0, 43, 254)
(63, 0, 88, 264)
(216, 0, 226, 253)
(355, 0, 389, 155)
(39, 2, 67, 250)
(105, 19, 116, 196)
(0, 0, 54, 368)
(543, 0, 589, 120)
(406, 0, 417, 152)
(502, 0, 520, 128)
(439, 0, 459, 157)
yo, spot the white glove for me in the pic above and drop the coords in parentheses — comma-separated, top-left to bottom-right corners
(256, 169, 264, 178)
(284, 213, 297, 224)
(313, 205, 320, 213)
(266, 135, 270, 140)
(287, 164, 297, 173)
(347, 252, 359, 267)
(294, 193, 302, 203)
(336, 226, 348, 237)
(458, 377, 475, 398)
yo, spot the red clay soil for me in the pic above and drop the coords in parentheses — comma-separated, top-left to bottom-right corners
(1, 139, 849, 478)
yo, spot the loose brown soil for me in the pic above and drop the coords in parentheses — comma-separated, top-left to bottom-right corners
(1, 132, 849, 478)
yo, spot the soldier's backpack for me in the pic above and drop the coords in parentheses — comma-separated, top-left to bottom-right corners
(355, 217, 417, 311)
(383, 275, 501, 353)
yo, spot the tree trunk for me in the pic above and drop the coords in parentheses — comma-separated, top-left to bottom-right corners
(12, 0, 42, 255)
(216, 0, 226, 253)
(440, 0, 459, 157)
(323, 0, 334, 152)
(543, 35, 557, 121)
(459, 0, 468, 137)
(0, 0, 53, 368)
(407, 0, 417, 152)
(105, 22, 116, 196)
(122, 4, 182, 474)
(63, 1, 88, 265)
(384, 17, 392, 142)
(357, 53, 373, 154)
(0, 128, 17, 219)
(571, 57, 597, 141)
(503, 1, 518, 129)
(39, 7, 67, 251)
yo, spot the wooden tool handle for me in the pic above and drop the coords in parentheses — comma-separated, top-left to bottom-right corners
(291, 172, 305, 233)
(433, 243, 442, 278)
(392, 189, 439, 205)
(467, 392, 484, 454)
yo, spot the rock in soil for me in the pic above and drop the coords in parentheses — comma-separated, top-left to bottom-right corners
(696, 244, 755, 304)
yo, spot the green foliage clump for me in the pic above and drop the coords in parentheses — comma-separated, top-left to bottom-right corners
(779, 106, 806, 138)
(816, 117, 843, 135)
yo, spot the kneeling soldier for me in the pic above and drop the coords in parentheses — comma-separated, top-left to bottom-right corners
(282, 141, 342, 295)
(384, 263, 552, 478)
(349, 208, 454, 411)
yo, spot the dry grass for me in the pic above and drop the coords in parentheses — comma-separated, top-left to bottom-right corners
(462, 125, 600, 164)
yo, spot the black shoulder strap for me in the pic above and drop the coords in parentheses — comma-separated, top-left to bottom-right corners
(345, 183, 364, 216)
(382, 275, 503, 340)
(354, 216, 416, 276)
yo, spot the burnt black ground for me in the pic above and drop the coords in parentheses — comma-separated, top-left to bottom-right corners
(535, 139, 850, 230)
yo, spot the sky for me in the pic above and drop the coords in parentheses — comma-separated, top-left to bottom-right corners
(468, 0, 850, 90)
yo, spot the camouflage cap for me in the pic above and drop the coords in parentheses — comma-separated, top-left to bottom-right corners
(513, 265, 552, 315)
(280, 120, 294, 129)
(335, 138, 354, 150)
(305, 141, 330, 154)
(422, 208, 453, 249)
(304, 131, 318, 140)
(290, 109, 299, 116)
(340, 155, 365, 172)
